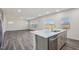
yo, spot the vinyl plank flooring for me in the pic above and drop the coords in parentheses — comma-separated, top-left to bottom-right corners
(3, 30, 33, 50)
(2, 30, 79, 50)
(62, 39, 79, 50)
(62, 46, 74, 50)
(66, 39, 79, 50)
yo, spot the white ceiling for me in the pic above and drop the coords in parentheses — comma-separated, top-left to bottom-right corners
(2, 8, 69, 20)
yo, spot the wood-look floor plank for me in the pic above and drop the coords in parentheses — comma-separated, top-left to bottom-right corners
(3, 30, 33, 50)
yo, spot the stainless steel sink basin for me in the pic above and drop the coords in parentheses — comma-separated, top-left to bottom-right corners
(53, 30, 60, 32)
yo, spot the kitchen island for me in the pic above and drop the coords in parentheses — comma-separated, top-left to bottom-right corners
(31, 29, 67, 50)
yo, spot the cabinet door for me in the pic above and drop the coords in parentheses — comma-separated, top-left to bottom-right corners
(49, 37, 57, 50)
(36, 35, 48, 50)
(57, 31, 67, 49)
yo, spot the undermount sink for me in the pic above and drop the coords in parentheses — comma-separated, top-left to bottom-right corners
(52, 30, 61, 32)
(53, 30, 60, 32)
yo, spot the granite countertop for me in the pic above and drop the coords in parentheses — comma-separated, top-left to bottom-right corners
(30, 29, 66, 38)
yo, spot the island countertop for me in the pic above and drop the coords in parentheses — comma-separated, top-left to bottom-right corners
(30, 29, 66, 38)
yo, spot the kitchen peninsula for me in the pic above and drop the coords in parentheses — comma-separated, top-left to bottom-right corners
(31, 29, 67, 50)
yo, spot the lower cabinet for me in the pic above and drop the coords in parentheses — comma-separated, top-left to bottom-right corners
(57, 31, 67, 49)
(36, 35, 48, 50)
(36, 35, 57, 50)
(35, 31, 67, 50)
(49, 37, 57, 50)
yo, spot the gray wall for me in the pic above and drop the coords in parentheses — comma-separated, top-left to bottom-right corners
(65, 9, 79, 40)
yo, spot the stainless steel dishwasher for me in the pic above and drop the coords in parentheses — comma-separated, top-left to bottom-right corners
(49, 37, 57, 50)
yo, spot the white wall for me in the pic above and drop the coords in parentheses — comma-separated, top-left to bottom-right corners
(5, 16, 28, 31)
(30, 12, 65, 30)
(65, 9, 79, 40)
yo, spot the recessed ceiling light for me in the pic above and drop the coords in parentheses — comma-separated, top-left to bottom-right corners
(46, 11, 50, 14)
(17, 9, 21, 13)
(56, 9, 60, 12)
(8, 21, 14, 24)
